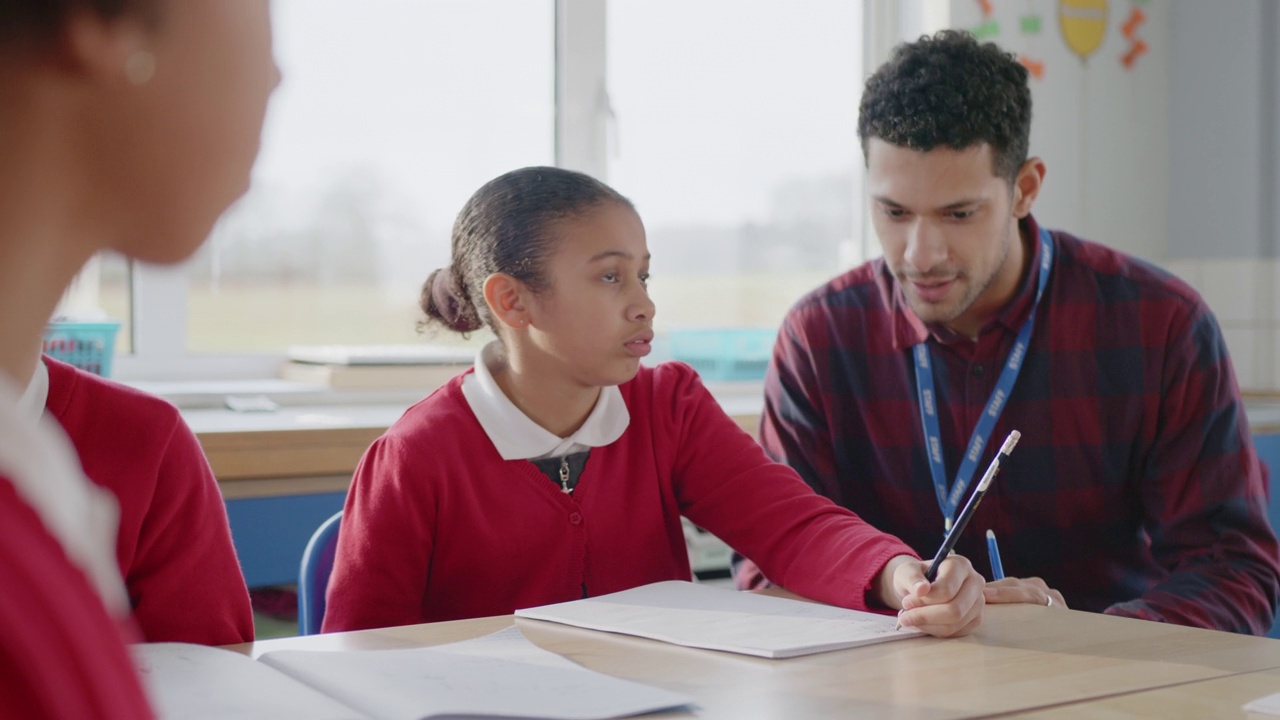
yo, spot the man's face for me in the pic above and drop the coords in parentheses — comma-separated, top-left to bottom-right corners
(866, 139, 1025, 336)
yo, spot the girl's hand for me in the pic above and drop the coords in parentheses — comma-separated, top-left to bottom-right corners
(880, 554, 985, 637)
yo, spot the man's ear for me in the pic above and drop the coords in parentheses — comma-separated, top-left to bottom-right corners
(482, 273, 532, 330)
(1011, 157, 1046, 218)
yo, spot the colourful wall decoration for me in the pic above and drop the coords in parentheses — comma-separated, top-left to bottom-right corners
(1120, 4, 1148, 69)
(973, 19, 1001, 40)
(1019, 55, 1047, 80)
(1019, 1, 1046, 80)
(972, 0, 999, 41)
(967, 0, 1151, 75)
(1058, 0, 1109, 63)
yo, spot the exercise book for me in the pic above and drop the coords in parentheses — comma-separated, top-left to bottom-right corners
(133, 625, 692, 720)
(514, 580, 924, 659)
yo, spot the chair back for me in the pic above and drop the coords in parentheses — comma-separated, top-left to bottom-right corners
(297, 511, 342, 636)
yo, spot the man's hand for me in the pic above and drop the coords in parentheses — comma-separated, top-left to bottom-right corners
(983, 577, 1067, 609)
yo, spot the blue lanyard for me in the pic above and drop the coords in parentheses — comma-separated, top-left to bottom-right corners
(913, 228, 1053, 530)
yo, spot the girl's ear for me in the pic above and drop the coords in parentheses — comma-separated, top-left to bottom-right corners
(482, 273, 532, 330)
(59, 8, 151, 84)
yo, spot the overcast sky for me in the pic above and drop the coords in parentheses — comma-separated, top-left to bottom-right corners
(248, 0, 862, 233)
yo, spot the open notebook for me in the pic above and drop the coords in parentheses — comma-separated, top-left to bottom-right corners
(1245, 690, 1280, 715)
(515, 580, 924, 659)
(134, 626, 691, 720)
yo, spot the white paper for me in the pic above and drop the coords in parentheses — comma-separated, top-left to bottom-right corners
(1244, 690, 1280, 715)
(133, 643, 367, 720)
(287, 344, 472, 366)
(514, 580, 924, 659)
(259, 625, 693, 720)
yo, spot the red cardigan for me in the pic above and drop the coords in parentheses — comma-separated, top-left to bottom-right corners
(0, 475, 154, 719)
(43, 356, 254, 645)
(324, 361, 916, 631)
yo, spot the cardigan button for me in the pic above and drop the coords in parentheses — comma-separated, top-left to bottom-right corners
(568, 512, 583, 525)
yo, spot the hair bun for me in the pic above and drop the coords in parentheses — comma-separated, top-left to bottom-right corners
(425, 267, 483, 333)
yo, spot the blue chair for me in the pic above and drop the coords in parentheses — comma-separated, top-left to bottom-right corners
(1256, 434, 1280, 639)
(297, 511, 342, 636)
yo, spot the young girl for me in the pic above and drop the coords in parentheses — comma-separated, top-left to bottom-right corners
(0, 1, 278, 716)
(323, 166, 985, 638)
(29, 353, 255, 646)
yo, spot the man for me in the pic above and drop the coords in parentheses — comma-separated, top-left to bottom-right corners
(735, 30, 1280, 634)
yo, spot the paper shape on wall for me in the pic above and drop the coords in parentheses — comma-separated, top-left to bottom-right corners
(1019, 55, 1046, 80)
(972, 19, 1001, 40)
(1020, 15, 1043, 34)
(1120, 6, 1148, 69)
(1059, 0, 1109, 62)
(977, 0, 994, 17)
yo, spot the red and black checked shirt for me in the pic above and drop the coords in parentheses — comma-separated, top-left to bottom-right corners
(743, 215, 1280, 634)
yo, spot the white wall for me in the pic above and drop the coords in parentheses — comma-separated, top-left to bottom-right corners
(1270, 0, 1280, 260)
(938, 1, 1280, 390)
(948, 0, 1170, 263)
(1161, 1, 1280, 391)
(1167, 1, 1270, 259)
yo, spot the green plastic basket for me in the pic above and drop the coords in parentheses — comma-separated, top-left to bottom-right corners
(42, 321, 121, 377)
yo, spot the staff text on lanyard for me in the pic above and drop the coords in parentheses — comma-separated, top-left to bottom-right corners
(913, 228, 1054, 532)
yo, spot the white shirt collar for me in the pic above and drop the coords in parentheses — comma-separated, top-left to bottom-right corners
(18, 356, 49, 424)
(461, 341, 629, 460)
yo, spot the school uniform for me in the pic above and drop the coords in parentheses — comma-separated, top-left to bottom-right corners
(323, 343, 916, 631)
(0, 371, 153, 719)
(32, 356, 254, 645)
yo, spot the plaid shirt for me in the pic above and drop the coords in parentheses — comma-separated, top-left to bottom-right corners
(748, 215, 1280, 634)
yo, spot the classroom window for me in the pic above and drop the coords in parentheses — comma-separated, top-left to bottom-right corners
(104, 0, 872, 380)
(607, 0, 864, 333)
(186, 0, 554, 354)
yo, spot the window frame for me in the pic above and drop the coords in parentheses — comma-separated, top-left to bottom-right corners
(112, 0, 942, 382)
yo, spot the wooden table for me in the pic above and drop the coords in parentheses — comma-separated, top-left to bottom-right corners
(1007, 668, 1280, 718)
(228, 605, 1280, 719)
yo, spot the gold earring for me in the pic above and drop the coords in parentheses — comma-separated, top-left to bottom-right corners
(125, 51, 156, 85)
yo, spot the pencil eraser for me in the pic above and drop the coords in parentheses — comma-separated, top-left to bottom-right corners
(1000, 430, 1021, 455)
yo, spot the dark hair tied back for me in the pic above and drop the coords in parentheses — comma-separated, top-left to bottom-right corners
(421, 266, 483, 334)
(0, 0, 160, 48)
(418, 166, 632, 337)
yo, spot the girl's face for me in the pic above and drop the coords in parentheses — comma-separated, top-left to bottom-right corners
(96, 0, 280, 264)
(522, 202, 655, 389)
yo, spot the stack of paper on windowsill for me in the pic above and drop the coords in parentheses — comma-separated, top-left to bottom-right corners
(281, 344, 473, 391)
(515, 580, 924, 659)
(135, 626, 691, 720)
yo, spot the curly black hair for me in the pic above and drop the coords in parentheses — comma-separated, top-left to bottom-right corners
(858, 29, 1032, 182)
